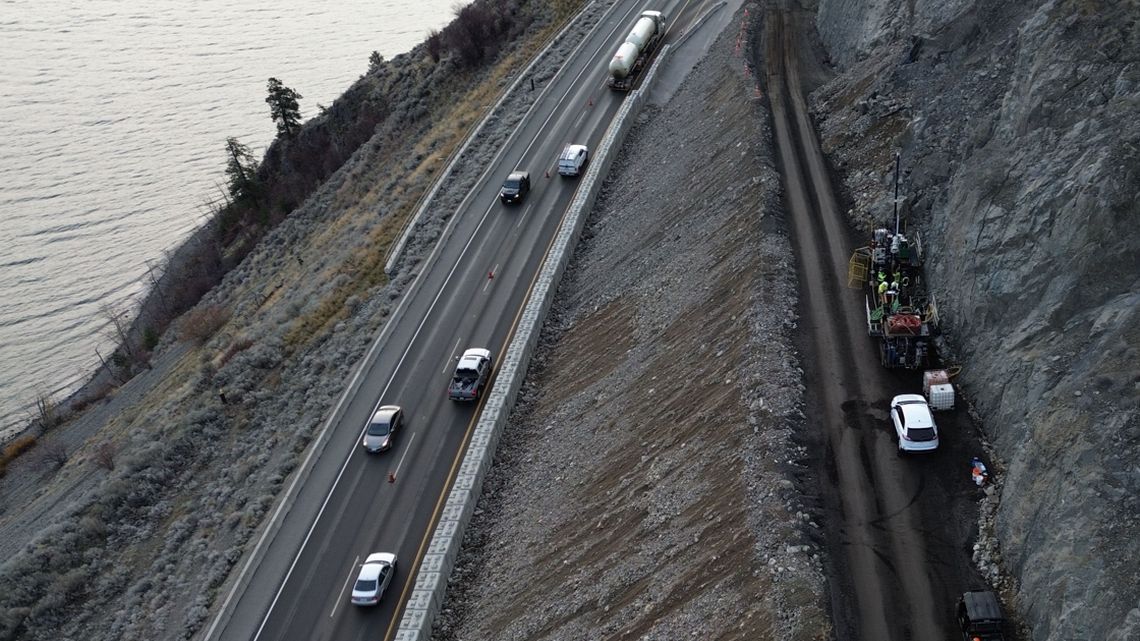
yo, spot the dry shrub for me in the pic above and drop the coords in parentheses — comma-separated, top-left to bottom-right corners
(0, 434, 38, 477)
(35, 393, 61, 430)
(180, 305, 231, 344)
(445, 3, 501, 66)
(94, 441, 116, 471)
(427, 29, 444, 63)
(36, 440, 68, 471)
(217, 336, 255, 368)
(70, 382, 116, 413)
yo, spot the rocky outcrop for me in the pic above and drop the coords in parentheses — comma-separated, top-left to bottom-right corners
(810, 1, 1140, 639)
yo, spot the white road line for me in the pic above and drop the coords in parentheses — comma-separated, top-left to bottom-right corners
(483, 263, 500, 293)
(446, 338, 462, 373)
(516, 203, 534, 228)
(332, 555, 360, 618)
(392, 432, 417, 479)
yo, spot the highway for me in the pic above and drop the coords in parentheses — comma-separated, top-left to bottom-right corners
(212, 1, 708, 639)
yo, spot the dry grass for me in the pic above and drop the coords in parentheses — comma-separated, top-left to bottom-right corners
(282, 11, 573, 354)
(0, 434, 38, 478)
(93, 441, 117, 471)
(216, 336, 255, 369)
(180, 305, 232, 344)
(69, 382, 117, 413)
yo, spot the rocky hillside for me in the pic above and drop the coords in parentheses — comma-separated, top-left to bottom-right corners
(808, 0, 1140, 639)
(436, 13, 829, 640)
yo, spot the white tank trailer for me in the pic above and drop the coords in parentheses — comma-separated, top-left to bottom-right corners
(607, 10, 666, 91)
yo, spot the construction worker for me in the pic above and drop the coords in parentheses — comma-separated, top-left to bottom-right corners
(877, 270, 887, 285)
(878, 280, 889, 305)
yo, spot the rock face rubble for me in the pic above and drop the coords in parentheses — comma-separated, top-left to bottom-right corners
(809, 1, 1140, 639)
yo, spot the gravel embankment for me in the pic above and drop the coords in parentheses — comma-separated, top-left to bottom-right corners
(434, 12, 828, 640)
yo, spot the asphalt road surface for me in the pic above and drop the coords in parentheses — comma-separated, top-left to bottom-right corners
(211, 2, 711, 640)
(760, 5, 988, 641)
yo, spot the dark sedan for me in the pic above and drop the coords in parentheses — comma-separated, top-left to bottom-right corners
(361, 405, 402, 453)
(499, 170, 530, 204)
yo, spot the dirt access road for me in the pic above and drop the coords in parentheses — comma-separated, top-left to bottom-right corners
(755, 4, 991, 640)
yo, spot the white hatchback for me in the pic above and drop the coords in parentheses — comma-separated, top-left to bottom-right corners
(890, 394, 939, 455)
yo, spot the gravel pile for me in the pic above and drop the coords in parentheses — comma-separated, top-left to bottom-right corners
(435, 11, 828, 641)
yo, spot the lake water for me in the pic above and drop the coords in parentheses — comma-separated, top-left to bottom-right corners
(0, 0, 459, 436)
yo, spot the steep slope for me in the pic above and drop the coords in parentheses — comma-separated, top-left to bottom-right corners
(808, 0, 1140, 639)
(436, 14, 830, 641)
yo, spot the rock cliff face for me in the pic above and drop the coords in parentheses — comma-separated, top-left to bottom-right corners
(809, 0, 1140, 639)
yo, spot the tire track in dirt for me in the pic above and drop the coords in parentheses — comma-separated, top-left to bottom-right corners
(757, 4, 941, 640)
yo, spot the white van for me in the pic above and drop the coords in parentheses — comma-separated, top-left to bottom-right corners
(558, 144, 589, 177)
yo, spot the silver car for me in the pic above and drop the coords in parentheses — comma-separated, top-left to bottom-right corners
(361, 405, 402, 453)
(350, 552, 397, 606)
(890, 394, 939, 455)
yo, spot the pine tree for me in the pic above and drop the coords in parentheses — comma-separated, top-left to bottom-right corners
(265, 77, 303, 138)
(224, 137, 260, 206)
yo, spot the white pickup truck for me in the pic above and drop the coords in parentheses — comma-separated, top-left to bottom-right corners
(447, 348, 493, 401)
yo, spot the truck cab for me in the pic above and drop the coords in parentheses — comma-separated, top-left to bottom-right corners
(448, 348, 493, 401)
(957, 591, 1006, 641)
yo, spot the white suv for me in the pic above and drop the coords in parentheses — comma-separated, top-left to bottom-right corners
(890, 394, 939, 455)
(558, 144, 589, 176)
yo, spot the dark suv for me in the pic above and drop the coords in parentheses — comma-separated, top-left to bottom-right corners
(957, 591, 1006, 641)
(499, 170, 530, 204)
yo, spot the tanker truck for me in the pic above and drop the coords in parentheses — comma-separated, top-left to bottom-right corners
(607, 10, 667, 92)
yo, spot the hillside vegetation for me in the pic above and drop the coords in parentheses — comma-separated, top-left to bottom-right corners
(0, 0, 591, 638)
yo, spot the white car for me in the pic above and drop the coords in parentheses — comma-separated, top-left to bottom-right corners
(890, 394, 939, 455)
(350, 552, 397, 606)
(557, 144, 589, 176)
